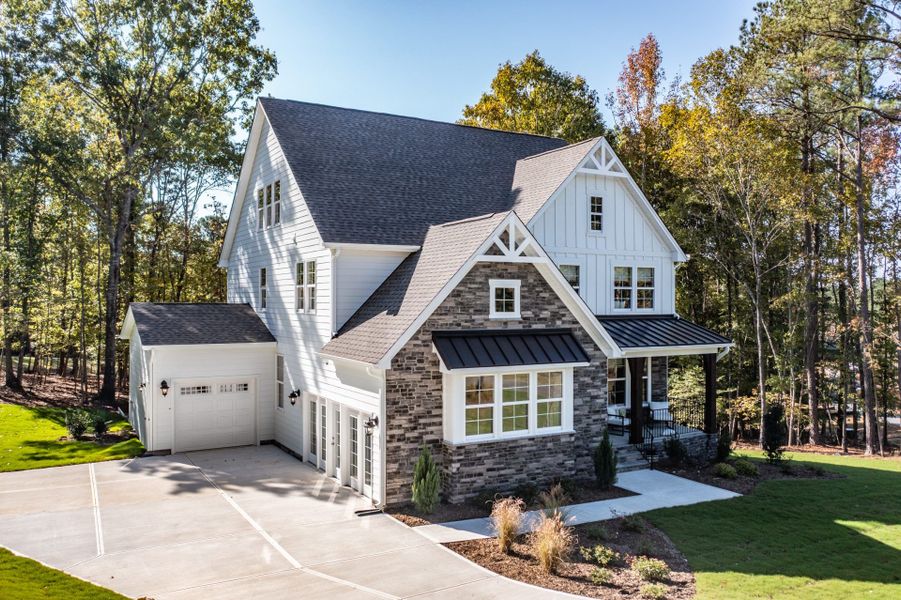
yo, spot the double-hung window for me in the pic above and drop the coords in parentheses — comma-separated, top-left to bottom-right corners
(259, 268, 268, 310)
(613, 266, 632, 309)
(608, 359, 626, 406)
(257, 181, 282, 229)
(464, 375, 494, 436)
(489, 279, 520, 319)
(296, 260, 317, 313)
(590, 196, 603, 232)
(273, 181, 281, 225)
(501, 373, 529, 432)
(537, 371, 563, 428)
(636, 267, 655, 309)
(613, 266, 655, 310)
(276, 355, 285, 409)
(265, 184, 273, 228)
(257, 188, 264, 230)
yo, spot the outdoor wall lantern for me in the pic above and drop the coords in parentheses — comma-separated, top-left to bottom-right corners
(364, 414, 379, 434)
(288, 389, 301, 405)
(160, 380, 170, 397)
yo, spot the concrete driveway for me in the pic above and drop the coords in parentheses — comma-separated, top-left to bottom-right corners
(0, 445, 574, 599)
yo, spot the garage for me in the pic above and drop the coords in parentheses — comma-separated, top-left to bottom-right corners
(120, 302, 277, 453)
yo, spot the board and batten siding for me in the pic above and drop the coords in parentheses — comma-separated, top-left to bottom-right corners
(529, 171, 676, 315)
(224, 115, 383, 471)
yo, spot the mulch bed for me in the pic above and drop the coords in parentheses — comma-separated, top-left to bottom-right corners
(387, 480, 635, 527)
(660, 456, 843, 495)
(0, 373, 125, 410)
(447, 516, 695, 599)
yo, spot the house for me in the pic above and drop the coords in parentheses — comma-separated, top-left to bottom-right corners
(120, 98, 731, 507)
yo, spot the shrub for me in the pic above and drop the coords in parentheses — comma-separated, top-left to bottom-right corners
(762, 403, 787, 464)
(65, 409, 92, 440)
(810, 464, 827, 476)
(411, 446, 441, 513)
(713, 462, 737, 479)
(593, 429, 618, 489)
(620, 513, 647, 533)
(733, 458, 759, 477)
(663, 435, 689, 465)
(632, 556, 670, 582)
(636, 536, 656, 557)
(93, 415, 109, 438)
(472, 488, 499, 509)
(583, 523, 609, 542)
(640, 583, 668, 599)
(590, 567, 614, 586)
(530, 513, 574, 574)
(538, 482, 570, 517)
(779, 459, 795, 475)
(580, 544, 619, 567)
(513, 482, 539, 506)
(491, 496, 524, 554)
(716, 427, 733, 462)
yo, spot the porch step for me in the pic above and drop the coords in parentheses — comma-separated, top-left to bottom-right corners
(615, 446, 651, 473)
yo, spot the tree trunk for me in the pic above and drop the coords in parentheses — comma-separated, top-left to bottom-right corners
(802, 130, 821, 446)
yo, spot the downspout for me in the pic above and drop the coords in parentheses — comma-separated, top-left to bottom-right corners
(331, 248, 341, 337)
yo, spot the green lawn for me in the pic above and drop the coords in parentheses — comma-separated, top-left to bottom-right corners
(0, 403, 143, 472)
(0, 548, 126, 599)
(646, 451, 901, 599)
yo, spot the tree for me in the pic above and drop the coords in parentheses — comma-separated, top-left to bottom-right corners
(459, 50, 605, 143)
(42, 0, 276, 402)
(593, 429, 617, 489)
(411, 446, 440, 513)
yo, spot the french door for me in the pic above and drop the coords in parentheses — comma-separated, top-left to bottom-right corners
(308, 399, 327, 470)
(309, 399, 373, 500)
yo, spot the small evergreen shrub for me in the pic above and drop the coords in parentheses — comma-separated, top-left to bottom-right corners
(411, 446, 440, 513)
(713, 462, 737, 479)
(491, 497, 524, 554)
(65, 409, 92, 439)
(779, 459, 795, 475)
(530, 513, 575, 574)
(579, 544, 619, 567)
(810, 464, 827, 476)
(762, 404, 787, 464)
(583, 523, 609, 542)
(632, 556, 670, 582)
(636, 536, 656, 557)
(538, 482, 570, 518)
(590, 567, 614, 586)
(733, 458, 759, 477)
(93, 415, 109, 438)
(640, 583, 668, 599)
(593, 429, 618, 489)
(663, 435, 689, 465)
(716, 427, 732, 462)
(620, 513, 647, 533)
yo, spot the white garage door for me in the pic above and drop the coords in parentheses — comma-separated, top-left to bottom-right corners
(174, 379, 256, 452)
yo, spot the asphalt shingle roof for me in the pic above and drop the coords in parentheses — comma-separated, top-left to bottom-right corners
(432, 329, 589, 370)
(259, 98, 568, 246)
(129, 303, 275, 346)
(321, 212, 509, 365)
(596, 315, 731, 349)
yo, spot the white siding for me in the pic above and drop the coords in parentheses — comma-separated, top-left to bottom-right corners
(335, 249, 408, 329)
(529, 172, 676, 315)
(223, 115, 384, 502)
(128, 333, 150, 446)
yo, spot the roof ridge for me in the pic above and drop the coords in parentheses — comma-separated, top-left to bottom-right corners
(519, 137, 600, 162)
(259, 96, 566, 142)
(436, 212, 505, 228)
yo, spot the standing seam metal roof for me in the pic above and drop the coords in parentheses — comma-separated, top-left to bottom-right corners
(596, 315, 731, 348)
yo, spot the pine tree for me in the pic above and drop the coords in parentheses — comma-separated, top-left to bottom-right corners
(412, 446, 441, 513)
(593, 430, 618, 489)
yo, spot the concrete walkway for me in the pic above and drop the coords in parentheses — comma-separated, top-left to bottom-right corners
(0, 445, 580, 599)
(414, 470, 740, 543)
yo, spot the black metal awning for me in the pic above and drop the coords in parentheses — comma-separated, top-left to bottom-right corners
(596, 315, 731, 349)
(432, 329, 590, 370)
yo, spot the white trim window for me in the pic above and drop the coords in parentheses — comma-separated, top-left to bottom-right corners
(295, 260, 317, 313)
(464, 375, 494, 436)
(590, 196, 603, 232)
(501, 373, 529, 433)
(559, 264, 580, 294)
(257, 188, 264, 230)
(259, 267, 268, 310)
(608, 359, 626, 406)
(636, 267, 655, 309)
(273, 180, 281, 225)
(265, 184, 273, 228)
(276, 355, 285, 409)
(489, 279, 521, 319)
(536, 371, 563, 428)
(613, 266, 632, 309)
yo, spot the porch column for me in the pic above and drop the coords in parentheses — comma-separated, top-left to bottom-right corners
(628, 357, 645, 444)
(703, 353, 717, 434)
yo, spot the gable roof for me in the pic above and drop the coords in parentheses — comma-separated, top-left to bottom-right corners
(321, 212, 509, 365)
(257, 98, 566, 246)
(121, 303, 275, 346)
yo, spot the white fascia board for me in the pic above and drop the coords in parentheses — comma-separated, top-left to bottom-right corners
(318, 350, 380, 369)
(376, 211, 622, 369)
(118, 307, 136, 340)
(620, 342, 733, 359)
(438, 362, 590, 375)
(323, 242, 421, 253)
(141, 342, 277, 351)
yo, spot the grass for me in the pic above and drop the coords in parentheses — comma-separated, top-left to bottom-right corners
(646, 451, 901, 599)
(0, 403, 143, 472)
(0, 548, 126, 599)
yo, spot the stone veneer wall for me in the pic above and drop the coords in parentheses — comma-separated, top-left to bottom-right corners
(651, 357, 667, 403)
(384, 261, 607, 506)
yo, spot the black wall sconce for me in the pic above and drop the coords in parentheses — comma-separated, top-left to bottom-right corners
(160, 380, 170, 397)
(364, 414, 379, 434)
(288, 389, 301, 405)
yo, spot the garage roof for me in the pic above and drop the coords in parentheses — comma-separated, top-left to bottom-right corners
(596, 315, 730, 349)
(432, 329, 589, 371)
(125, 303, 275, 346)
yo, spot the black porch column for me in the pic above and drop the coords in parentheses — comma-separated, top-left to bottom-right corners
(703, 353, 717, 434)
(628, 357, 645, 444)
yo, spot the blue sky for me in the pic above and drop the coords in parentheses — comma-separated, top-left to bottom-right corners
(251, 0, 759, 124)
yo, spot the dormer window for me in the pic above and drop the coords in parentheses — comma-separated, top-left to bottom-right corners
(489, 279, 521, 319)
(590, 196, 603, 232)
